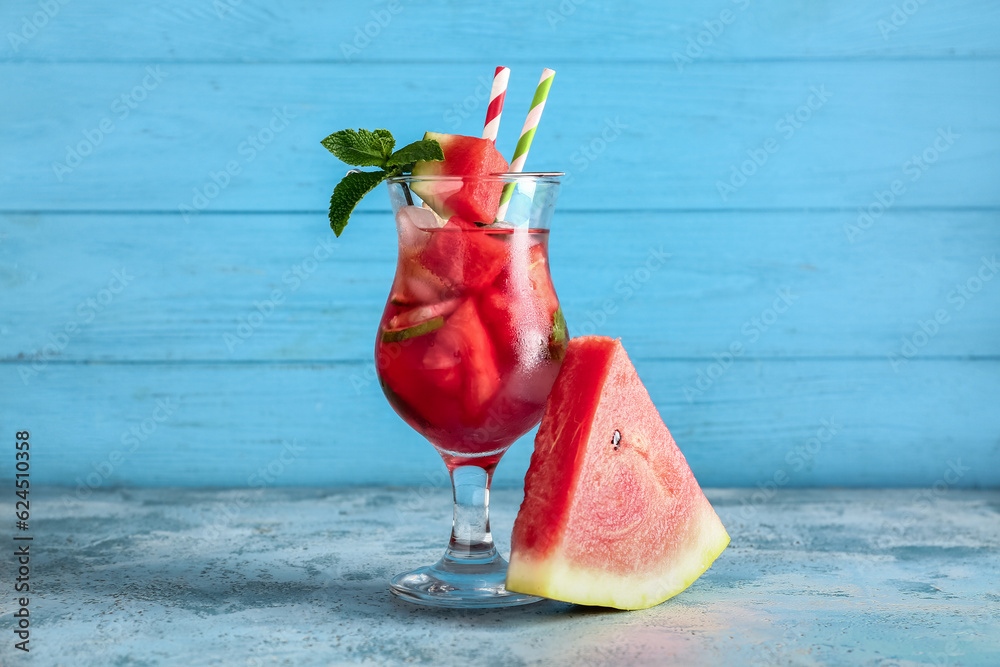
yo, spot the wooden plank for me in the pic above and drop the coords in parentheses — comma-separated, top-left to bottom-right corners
(3, 360, 997, 488)
(2, 0, 999, 62)
(1, 62, 997, 211)
(4, 210, 999, 362)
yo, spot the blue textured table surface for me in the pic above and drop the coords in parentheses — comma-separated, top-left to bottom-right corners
(7, 487, 998, 666)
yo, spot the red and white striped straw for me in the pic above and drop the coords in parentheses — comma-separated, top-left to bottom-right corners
(494, 68, 555, 221)
(482, 66, 510, 144)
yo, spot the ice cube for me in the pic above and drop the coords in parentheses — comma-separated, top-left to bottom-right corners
(496, 181, 537, 226)
(395, 204, 446, 232)
(419, 202, 448, 228)
(395, 206, 423, 248)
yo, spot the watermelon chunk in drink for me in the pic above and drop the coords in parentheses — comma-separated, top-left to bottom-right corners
(525, 243, 559, 318)
(479, 237, 563, 366)
(418, 219, 510, 292)
(378, 298, 502, 441)
(437, 299, 502, 423)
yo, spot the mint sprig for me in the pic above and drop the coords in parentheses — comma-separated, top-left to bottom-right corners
(321, 128, 443, 236)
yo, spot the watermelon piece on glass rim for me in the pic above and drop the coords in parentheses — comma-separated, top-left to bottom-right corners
(506, 336, 730, 610)
(410, 132, 510, 224)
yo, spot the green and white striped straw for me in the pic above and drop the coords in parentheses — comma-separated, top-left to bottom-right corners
(495, 68, 555, 221)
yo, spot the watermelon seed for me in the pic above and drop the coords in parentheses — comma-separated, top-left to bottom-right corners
(612, 429, 621, 450)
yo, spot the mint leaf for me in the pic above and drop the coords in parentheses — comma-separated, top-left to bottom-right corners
(328, 170, 388, 236)
(321, 129, 393, 168)
(322, 128, 443, 236)
(371, 129, 395, 160)
(387, 140, 444, 169)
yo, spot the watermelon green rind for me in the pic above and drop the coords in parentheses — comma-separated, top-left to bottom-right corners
(505, 336, 730, 610)
(408, 131, 451, 178)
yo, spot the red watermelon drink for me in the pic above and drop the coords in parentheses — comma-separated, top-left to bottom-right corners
(376, 171, 565, 608)
(320, 66, 560, 607)
(376, 190, 566, 471)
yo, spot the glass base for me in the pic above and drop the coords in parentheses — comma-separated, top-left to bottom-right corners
(390, 553, 541, 608)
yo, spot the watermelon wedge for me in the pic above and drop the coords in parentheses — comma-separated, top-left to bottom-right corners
(506, 336, 730, 610)
(410, 132, 510, 224)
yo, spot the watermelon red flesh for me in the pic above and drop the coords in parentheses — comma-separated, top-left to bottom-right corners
(506, 336, 730, 610)
(478, 242, 560, 369)
(476, 288, 518, 369)
(418, 220, 509, 291)
(489, 241, 558, 317)
(410, 132, 510, 224)
(439, 299, 502, 423)
(526, 242, 559, 320)
(378, 299, 501, 436)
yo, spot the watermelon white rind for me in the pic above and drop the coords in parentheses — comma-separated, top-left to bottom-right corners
(505, 336, 730, 610)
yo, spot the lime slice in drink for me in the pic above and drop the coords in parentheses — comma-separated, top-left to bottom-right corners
(381, 298, 460, 343)
(548, 307, 568, 361)
(380, 315, 445, 343)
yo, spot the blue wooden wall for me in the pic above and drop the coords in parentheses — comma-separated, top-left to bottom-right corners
(2, 1, 998, 489)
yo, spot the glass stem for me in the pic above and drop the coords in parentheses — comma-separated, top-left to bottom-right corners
(444, 465, 498, 564)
